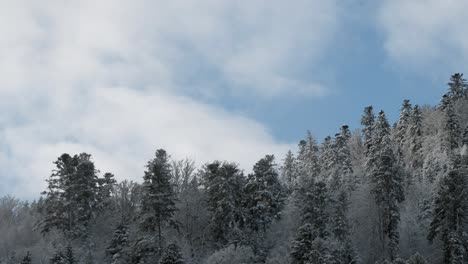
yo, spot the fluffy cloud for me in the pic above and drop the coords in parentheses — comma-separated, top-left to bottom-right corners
(379, 0, 468, 68)
(0, 0, 337, 199)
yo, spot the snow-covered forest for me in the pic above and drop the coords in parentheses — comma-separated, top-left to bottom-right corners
(2, 73, 468, 264)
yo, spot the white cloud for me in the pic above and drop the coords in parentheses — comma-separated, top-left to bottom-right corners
(0, 0, 338, 199)
(379, 0, 468, 68)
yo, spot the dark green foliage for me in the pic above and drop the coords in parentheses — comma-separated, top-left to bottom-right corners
(159, 242, 184, 264)
(361, 105, 375, 158)
(107, 222, 130, 263)
(447, 73, 468, 99)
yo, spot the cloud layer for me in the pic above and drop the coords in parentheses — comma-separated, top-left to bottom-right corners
(379, 0, 468, 69)
(0, 0, 338, 199)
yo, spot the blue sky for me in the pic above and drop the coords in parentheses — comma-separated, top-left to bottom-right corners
(1, 0, 468, 199)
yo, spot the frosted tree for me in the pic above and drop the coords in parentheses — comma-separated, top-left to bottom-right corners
(361, 105, 375, 159)
(159, 242, 185, 264)
(330, 125, 354, 190)
(139, 149, 178, 252)
(201, 161, 246, 246)
(408, 105, 424, 179)
(330, 190, 357, 263)
(447, 73, 468, 100)
(38, 153, 114, 240)
(407, 252, 427, 264)
(244, 155, 285, 233)
(296, 131, 321, 183)
(428, 156, 468, 264)
(394, 99, 412, 165)
(439, 94, 461, 154)
(369, 111, 405, 261)
(107, 223, 130, 264)
(280, 150, 297, 192)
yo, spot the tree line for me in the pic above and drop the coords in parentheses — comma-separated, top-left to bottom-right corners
(1, 73, 468, 263)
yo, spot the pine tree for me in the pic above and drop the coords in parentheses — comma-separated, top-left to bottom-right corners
(38, 153, 113, 240)
(244, 155, 285, 233)
(330, 125, 354, 190)
(330, 191, 357, 263)
(361, 105, 375, 158)
(19, 252, 32, 264)
(369, 111, 405, 261)
(139, 149, 178, 252)
(296, 131, 321, 182)
(107, 222, 130, 263)
(394, 99, 412, 165)
(280, 150, 297, 192)
(202, 161, 246, 246)
(159, 242, 185, 264)
(428, 157, 468, 264)
(439, 94, 461, 154)
(290, 223, 315, 264)
(408, 105, 424, 179)
(447, 73, 468, 99)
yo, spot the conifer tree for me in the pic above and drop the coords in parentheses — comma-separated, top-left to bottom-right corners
(107, 222, 130, 263)
(63, 246, 77, 264)
(139, 149, 178, 252)
(38, 153, 114, 240)
(439, 94, 461, 154)
(408, 105, 424, 178)
(407, 252, 427, 264)
(394, 99, 412, 165)
(244, 155, 285, 233)
(361, 105, 375, 158)
(50, 250, 64, 264)
(159, 242, 185, 264)
(447, 73, 468, 99)
(369, 111, 405, 261)
(202, 161, 246, 246)
(281, 150, 297, 192)
(428, 156, 468, 264)
(296, 131, 320, 182)
(330, 125, 354, 190)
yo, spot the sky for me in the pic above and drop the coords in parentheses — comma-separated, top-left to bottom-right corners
(1, 0, 468, 200)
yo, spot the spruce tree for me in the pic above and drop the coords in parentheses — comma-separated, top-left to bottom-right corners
(159, 242, 185, 264)
(330, 125, 354, 190)
(38, 153, 114, 240)
(244, 155, 285, 233)
(280, 150, 297, 192)
(107, 222, 130, 263)
(408, 105, 424, 179)
(439, 94, 461, 154)
(139, 149, 178, 252)
(296, 131, 321, 182)
(361, 105, 375, 158)
(369, 111, 405, 261)
(63, 246, 77, 264)
(428, 157, 468, 264)
(202, 161, 246, 246)
(394, 99, 412, 165)
(447, 73, 468, 99)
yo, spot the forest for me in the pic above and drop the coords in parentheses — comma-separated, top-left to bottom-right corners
(1, 73, 468, 264)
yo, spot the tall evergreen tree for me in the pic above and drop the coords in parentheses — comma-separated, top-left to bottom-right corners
(369, 111, 405, 261)
(361, 105, 375, 159)
(107, 222, 130, 264)
(394, 99, 413, 165)
(202, 161, 246, 246)
(447, 73, 468, 99)
(330, 125, 354, 190)
(296, 131, 321, 182)
(244, 155, 285, 233)
(408, 105, 424, 179)
(38, 153, 114, 240)
(139, 149, 178, 252)
(280, 150, 297, 192)
(440, 94, 461, 154)
(428, 156, 468, 264)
